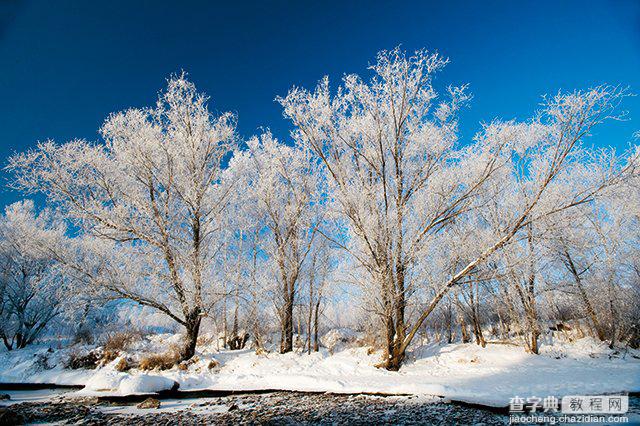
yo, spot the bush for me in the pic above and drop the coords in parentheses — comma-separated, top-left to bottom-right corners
(34, 353, 53, 371)
(139, 350, 179, 371)
(73, 328, 94, 345)
(103, 330, 143, 352)
(357, 332, 383, 352)
(100, 349, 119, 366)
(65, 350, 101, 369)
(177, 356, 200, 371)
(115, 357, 130, 372)
(196, 334, 215, 348)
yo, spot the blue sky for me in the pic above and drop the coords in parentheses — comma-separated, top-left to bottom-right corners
(1, 0, 639, 206)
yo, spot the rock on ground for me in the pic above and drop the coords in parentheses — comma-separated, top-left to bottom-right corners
(136, 398, 161, 409)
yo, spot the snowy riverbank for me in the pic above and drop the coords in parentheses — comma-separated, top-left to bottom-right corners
(1, 335, 638, 408)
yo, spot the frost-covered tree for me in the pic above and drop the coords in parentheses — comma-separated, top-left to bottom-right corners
(8, 75, 237, 360)
(280, 48, 511, 368)
(229, 132, 324, 353)
(303, 237, 333, 353)
(0, 201, 68, 350)
(547, 207, 608, 342)
(584, 190, 640, 348)
(280, 47, 637, 369)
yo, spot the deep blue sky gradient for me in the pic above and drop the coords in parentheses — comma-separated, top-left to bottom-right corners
(1, 0, 639, 206)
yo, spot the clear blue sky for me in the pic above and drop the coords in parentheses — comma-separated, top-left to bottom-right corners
(1, 0, 639, 206)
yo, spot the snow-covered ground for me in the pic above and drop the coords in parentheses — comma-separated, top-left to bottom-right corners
(1, 333, 638, 408)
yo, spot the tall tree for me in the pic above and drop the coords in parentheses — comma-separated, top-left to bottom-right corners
(0, 201, 68, 350)
(280, 47, 637, 369)
(9, 75, 237, 360)
(229, 132, 323, 353)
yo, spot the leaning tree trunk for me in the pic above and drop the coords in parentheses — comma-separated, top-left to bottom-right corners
(563, 249, 605, 341)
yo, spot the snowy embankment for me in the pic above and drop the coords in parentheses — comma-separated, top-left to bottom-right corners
(1, 335, 638, 408)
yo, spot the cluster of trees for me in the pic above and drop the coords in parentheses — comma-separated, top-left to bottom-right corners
(2, 49, 638, 370)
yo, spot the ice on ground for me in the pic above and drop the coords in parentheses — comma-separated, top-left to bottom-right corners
(97, 398, 232, 415)
(1, 335, 638, 407)
(0, 388, 74, 406)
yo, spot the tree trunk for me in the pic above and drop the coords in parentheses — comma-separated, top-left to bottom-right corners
(298, 307, 303, 344)
(307, 294, 313, 354)
(384, 313, 395, 363)
(578, 284, 605, 341)
(394, 265, 406, 352)
(459, 310, 470, 343)
(473, 317, 486, 347)
(180, 308, 202, 361)
(563, 249, 605, 341)
(280, 272, 296, 353)
(385, 345, 405, 371)
(526, 225, 539, 354)
(382, 269, 407, 371)
(1, 333, 12, 351)
(222, 290, 228, 349)
(281, 295, 294, 353)
(525, 303, 539, 354)
(231, 305, 239, 343)
(379, 271, 396, 365)
(471, 284, 486, 347)
(307, 260, 316, 354)
(307, 303, 313, 354)
(17, 334, 29, 349)
(497, 310, 508, 340)
(608, 292, 617, 349)
(15, 333, 25, 350)
(529, 322, 539, 354)
(446, 296, 453, 344)
(313, 298, 320, 352)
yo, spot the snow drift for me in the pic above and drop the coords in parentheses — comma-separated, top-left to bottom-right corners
(1, 335, 638, 408)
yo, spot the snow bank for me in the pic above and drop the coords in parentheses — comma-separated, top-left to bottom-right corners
(84, 370, 126, 392)
(0, 345, 94, 386)
(82, 370, 176, 395)
(1, 336, 638, 408)
(144, 340, 640, 407)
(117, 375, 177, 394)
